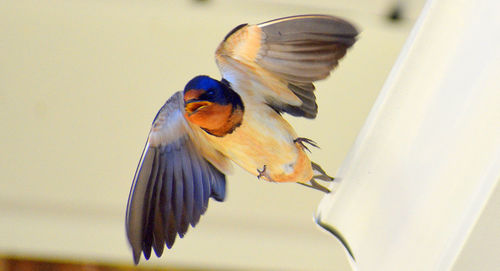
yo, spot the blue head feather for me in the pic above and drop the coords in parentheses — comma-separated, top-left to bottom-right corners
(184, 75, 243, 108)
(184, 75, 219, 93)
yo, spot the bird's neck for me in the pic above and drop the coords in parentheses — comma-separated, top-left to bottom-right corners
(186, 79, 245, 137)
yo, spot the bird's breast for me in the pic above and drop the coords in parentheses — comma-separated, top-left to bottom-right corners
(204, 102, 313, 183)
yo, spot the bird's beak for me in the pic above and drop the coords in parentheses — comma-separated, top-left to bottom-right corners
(185, 100, 213, 116)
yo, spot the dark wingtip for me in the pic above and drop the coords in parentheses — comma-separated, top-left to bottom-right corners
(166, 226, 177, 249)
(143, 249, 151, 261)
(166, 238, 175, 249)
(153, 242, 165, 258)
(315, 215, 356, 261)
(133, 250, 141, 265)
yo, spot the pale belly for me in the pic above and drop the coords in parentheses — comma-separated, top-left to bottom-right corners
(205, 104, 313, 183)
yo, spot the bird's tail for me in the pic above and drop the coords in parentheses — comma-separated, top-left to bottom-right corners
(298, 162, 334, 193)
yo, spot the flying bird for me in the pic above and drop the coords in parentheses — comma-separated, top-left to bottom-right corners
(125, 14, 358, 264)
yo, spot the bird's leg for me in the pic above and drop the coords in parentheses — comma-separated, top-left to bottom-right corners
(257, 165, 276, 182)
(257, 165, 267, 180)
(294, 137, 319, 153)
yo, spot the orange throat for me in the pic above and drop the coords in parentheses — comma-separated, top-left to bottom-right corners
(185, 103, 244, 137)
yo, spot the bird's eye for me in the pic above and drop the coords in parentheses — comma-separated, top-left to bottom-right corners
(206, 89, 215, 96)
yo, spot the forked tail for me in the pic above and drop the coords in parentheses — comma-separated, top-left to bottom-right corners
(298, 162, 334, 193)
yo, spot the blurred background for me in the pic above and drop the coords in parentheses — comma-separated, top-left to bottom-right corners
(0, 0, 426, 270)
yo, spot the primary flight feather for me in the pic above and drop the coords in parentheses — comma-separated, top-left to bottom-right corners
(126, 14, 358, 264)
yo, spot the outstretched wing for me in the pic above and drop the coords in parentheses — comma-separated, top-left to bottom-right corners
(126, 92, 229, 264)
(215, 14, 358, 118)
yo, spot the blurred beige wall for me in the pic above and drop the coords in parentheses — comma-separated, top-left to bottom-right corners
(0, 0, 422, 270)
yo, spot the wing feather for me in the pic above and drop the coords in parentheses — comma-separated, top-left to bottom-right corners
(151, 148, 166, 256)
(216, 14, 358, 119)
(141, 148, 160, 260)
(181, 144, 195, 230)
(200, 160, 211, 211)
(125, 92, 229, 264)
(171, 145, 185, 237)
(187, 142, 204, 226)
(152, 160, 165, 256)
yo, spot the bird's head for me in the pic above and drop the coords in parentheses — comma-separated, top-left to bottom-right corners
(183, 75, 244, 137)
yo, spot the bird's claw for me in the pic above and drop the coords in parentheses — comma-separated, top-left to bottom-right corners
(294, 137, 319, 153)
(257, 165, 267, 180)
(257, 165, 276, 182)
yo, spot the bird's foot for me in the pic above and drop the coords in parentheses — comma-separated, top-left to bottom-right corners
(294, 137, 319, 153)
(257, 165, 267, 180)
(257, 165, 275, 182)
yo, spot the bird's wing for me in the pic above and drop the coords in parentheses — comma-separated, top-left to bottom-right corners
(125, 92, 229, 264)
(215, 14, 358, 119)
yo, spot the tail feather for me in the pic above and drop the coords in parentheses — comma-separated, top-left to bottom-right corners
(311, 161, 334, 180)
(298, 161, 334, 193)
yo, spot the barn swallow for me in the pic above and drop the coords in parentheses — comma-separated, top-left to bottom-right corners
(125, 14, 358, 264)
